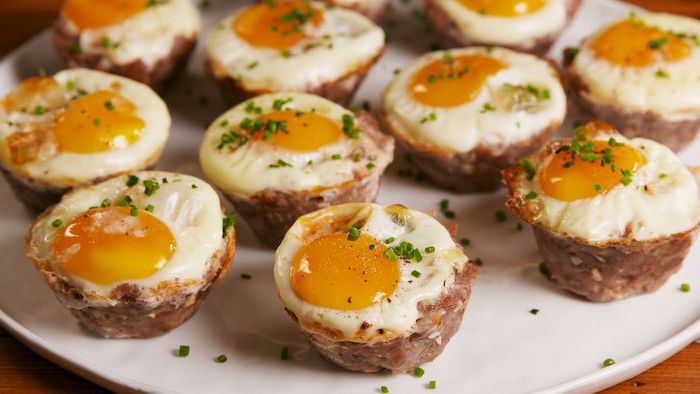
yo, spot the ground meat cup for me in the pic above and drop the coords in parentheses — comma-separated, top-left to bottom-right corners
(25, 193, 236, 339)
(227, 111, 394, 247)
(563, 51, 700, 152)
(206, 50, 382, 107)
(1, 168, 68, 214)
(290, 261, 478, 373)
(423, 0, 581, 56)
(53, 20, 197, 92)
(325, 0, 390, 21)
(502, 134, 700, 302)
(384, 116, 559, 193)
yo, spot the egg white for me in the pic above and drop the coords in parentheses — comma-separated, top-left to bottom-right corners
(571, 12, 700, 121)
(520, 134, 700, 243)
(205, 1, 384, 92)
(432, 0, 572, 48)
(383, 47, 566, 153)
(61, 0, 201, 69)
(274, 203, 469, 340)
(200, 92, 386, 198)
(28, 171, 225, 303)
(0, 68, 170, 188)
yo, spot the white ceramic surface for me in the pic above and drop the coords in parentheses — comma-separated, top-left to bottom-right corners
(1, 0, 699, 393)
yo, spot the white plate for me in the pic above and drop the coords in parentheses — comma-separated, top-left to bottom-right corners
(1, 0, 699, 393)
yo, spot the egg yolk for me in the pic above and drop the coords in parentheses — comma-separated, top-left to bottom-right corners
(64, 0, 149, 30)
(53, 90, 144, 154)
(591, 19, 690, 67)
(410, 54, 507, 108)
(458, 0, 546, 16)
(257, 110, 342, 152)
(52, 206, 176, 285)
(291, 233, 400, 311)
(539, 132, 646, 202)
(233, 0, 323, 50)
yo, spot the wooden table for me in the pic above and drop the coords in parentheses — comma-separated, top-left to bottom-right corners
(0, 1, 699, 393)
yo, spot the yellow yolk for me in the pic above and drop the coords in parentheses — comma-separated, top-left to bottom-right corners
(53, 90, 144, 154)
(458, 0, 546, 16)
(258, 110, 342, 152)
(591, 19, 690, 67)
(233, 0, 323, 50)
(290, 233, 400, 311)
(52, 206, 176, 285)
(539, 140, 647, 202)
(410, 54, 507, 108)
(64, 0, 148, 30)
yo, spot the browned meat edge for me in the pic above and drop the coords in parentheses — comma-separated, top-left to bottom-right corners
(53, 17, 197, 91)
(288, 261, 478, 373)
(423, 0, 581, 56)
(226, 111, 395, 247)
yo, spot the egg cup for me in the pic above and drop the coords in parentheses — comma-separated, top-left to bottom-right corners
(53, 0, 201, 90)
(503, 122, 700, 302)
(381, 47, 567, 193)
(564, 12, 700, 152)
(201, 93, 394, 247)
(324, 0, 390, 21)
(0, 69, 170, 213)
(25, 171, 236, 338)
(274, 203, 478, 373)
(204, 0, 385, 106)
(423, 0, 581, 55)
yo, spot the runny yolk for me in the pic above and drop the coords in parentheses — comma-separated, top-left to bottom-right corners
(233, 0, 323, 50)
(458, 0, 546, 16)
(539, 137, 647, 202)
(53, 90, 144, 154)
(52, 206, 176, 285)
(258, 110, 342, 152)
(291, 233, 400, 311)
(64, 0, 149, 30)
(591, 19, 690, 67)
(409, 54, 507, 108)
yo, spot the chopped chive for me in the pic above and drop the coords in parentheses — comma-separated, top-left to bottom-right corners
(424, 246, 435, 253)
(385, 237, 396, 244)
(280, 346, 289, 360)
(145, 204, 154, 213)
(495, 210, 507, 222)
(427, 380, 437, 390)
(384, 248, 397, 261)
(539, 262, 552, 280)
(100, 198, 111, 208)
(331, 153, 342, 160)
(241, 273, 252, 280)
(601, 358, 616, 367)
(143, 179, 159, 196)
(104, 101, 114, 110)
(529, 308, 539, 315)
(460, 238, 471, 247)
(380, 386, 389, 393)
(347, 226, 361, 241)
(519, 159, 536, 181)
(215, 354, 227, 363)
(413, 367, 425, 377)
(51, 219, 63, 228)
(525, 191, 538, 200)
(411, 270, 421, 278)
(178, 345, 190, 357)
(126, 174, 139, 187)
(222, 212, 236, 238)
(474, 258, 483, 266)
(369, 244, 376, 250)
(130, 206, 138, 216)
(680, 283, 691, 292)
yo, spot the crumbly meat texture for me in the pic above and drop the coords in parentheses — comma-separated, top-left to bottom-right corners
(287, 261, 478, 373)
(205, 51, 383, 106)
(53, 18, 196, 91)
(325, 0, 390, 21)
(24, 200, 236, 338)
(383, 115, 560, 193)
(423, 0, 581, 55)
(502, 142, 700, 302)
(229, 112, 394, 247)
(532, 225, 697, 302)
(563, 52, 700, 152)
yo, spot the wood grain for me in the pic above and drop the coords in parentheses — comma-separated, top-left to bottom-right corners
(0, 1, 699, 393)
